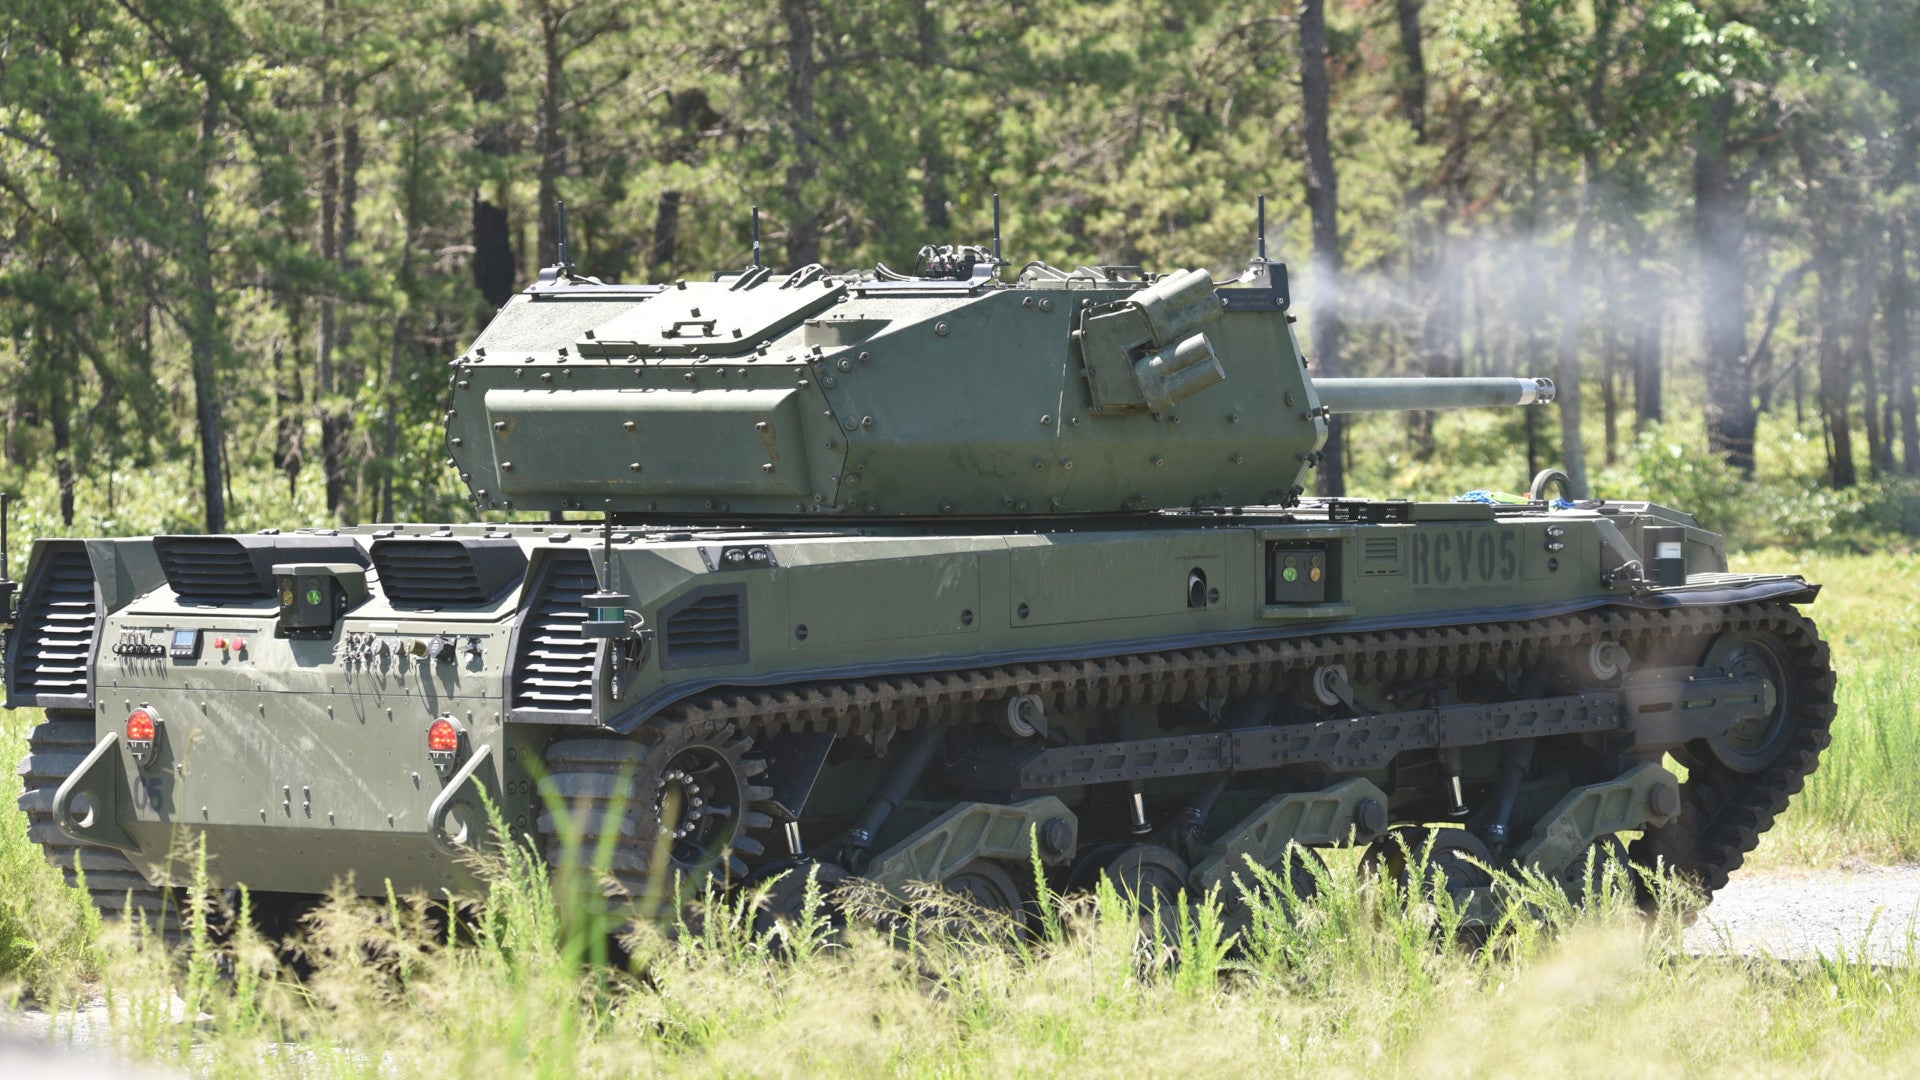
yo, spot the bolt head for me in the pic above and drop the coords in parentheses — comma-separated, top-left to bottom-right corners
(1040, 818, 1072, 857)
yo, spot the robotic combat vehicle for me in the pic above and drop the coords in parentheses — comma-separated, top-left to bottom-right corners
(9, 226, 1834, 932)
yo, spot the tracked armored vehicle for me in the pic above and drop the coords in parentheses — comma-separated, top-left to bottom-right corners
(10, 237, 1834, 932)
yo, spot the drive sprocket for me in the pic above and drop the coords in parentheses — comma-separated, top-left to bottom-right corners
(537, 718, 779, 907)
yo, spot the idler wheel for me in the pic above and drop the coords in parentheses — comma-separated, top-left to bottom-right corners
(1697, 630, 1800, 774)
(1631, 610, 1836, 898)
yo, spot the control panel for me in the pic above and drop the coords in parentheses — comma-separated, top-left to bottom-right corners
(168, 628, 203, 660)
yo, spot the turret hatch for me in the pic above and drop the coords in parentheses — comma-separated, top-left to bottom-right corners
(577, 268, 846, 358)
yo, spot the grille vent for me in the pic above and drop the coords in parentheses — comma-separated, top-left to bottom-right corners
(372, 538, 525, 607)
(155, 537, 276, 601)
(662, 587, 747, 668)
(1360, 535, 1403, 576)
(6, 544, 99, 706)
(154, 534, 367, 604)
(508, 553, 597, 714)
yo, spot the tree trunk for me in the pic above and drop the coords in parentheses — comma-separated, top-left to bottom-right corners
(46, 329, 75, 526)
(382, 123, 423, 523)
(274, 287, 305, 499)
(782, 0, 822, 268)
(189, 87, 227, 533)
(1551, 152, 1597, 496)
(468, 32, 515, 310)
(1393, 0, 1427, 141)
(650, 190, 682, 275)
(1694, 94, 1756, 473)
(1601, 313, 1618, 465)
(1858, 253, 1887, 476)
(316, 103, 342, 517)
(1817, 266, 1856, 488)
(317, 73, 360, 523)
(1631, 270, 1664, 429)
(1890, 217, 1919, 475)
(914, 0, 952, 234)
(1299, 0, 1345, 495)
(1395, 0, 1439, 459)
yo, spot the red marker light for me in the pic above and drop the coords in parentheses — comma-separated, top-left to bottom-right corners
(427, 718, 460, 754)
(126, 708, 157, 743)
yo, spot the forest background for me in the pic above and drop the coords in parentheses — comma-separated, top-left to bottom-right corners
(2, 0, 1918, 550)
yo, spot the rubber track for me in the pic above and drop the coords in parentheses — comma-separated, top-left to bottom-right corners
(563, 599, 1831, 901)
(16, 712, 185, 943)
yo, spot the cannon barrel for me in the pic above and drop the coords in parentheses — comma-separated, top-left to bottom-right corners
(1314, 376, 1555, 414)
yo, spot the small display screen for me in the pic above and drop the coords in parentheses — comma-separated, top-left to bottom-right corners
(173, 629, 198, 650)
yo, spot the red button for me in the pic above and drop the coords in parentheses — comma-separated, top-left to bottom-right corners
(214, 637, 228, 650)
(232, 638, 247, 653)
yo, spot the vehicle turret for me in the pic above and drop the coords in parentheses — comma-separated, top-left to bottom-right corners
(443, 253, 1553, 520)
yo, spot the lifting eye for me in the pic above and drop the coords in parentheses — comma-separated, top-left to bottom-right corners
(1187, 567, 1208, 609)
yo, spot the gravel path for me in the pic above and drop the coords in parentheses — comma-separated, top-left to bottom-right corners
(1681, 865, 1920, 964)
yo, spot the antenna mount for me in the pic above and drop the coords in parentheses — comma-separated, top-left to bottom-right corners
(1256, 195, 1268, 263)
(992, 193, 1003, 267)
(556, 199, 576, 279)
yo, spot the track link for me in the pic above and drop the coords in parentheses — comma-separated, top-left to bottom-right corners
(657, 602, 1738, 743)
(16, 712, 185, 943)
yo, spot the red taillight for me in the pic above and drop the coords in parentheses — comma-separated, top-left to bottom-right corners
(126, 708, 157, 743)
(427, 718, 460, 754)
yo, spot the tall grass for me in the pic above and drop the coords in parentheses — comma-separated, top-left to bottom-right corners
(1730, 550, 1920, 867)
(0, 707, 101, 996)
(27, 832, 1920, 1079)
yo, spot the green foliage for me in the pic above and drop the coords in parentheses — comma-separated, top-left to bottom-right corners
(0, 710, 100, 996)
(1594, 419, 1920, 551)
(17, 819, 1920, 1076)
(0, 0, 1912, 534)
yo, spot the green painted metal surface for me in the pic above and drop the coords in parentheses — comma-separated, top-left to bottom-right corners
(445, 261, 1552, 518)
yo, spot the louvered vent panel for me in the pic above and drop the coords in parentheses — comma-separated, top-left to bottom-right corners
(1360, 535, 1403, 576)
(9, 545, 99, 704)
(663, 589, 746, 667)
(508, 554, 597, 714)
(375, 542, 486, 605)
(155, 537, 274, 601)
